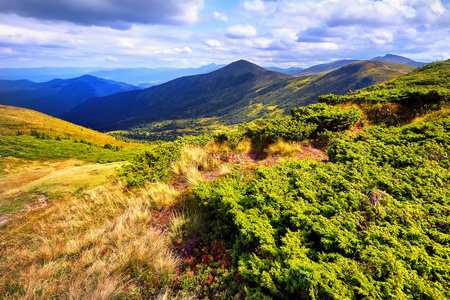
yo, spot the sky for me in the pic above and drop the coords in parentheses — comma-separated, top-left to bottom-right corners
(0, 0, 449, 69)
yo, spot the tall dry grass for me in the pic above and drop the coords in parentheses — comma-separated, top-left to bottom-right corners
(0, 180, 183, 299)
(171, 145, 221, 185)
(206, 138, 251, 155)
(266, 139, 304, 157)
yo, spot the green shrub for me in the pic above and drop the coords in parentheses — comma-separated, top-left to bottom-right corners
(291, 103, 362, 133)
(189, 114, 450, 299)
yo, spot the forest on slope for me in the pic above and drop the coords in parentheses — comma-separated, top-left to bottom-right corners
(0, 60, 449, 299)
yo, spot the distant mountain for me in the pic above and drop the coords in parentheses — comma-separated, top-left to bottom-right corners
(0, 79, 39, 92)
(0, 64, 225, 86)
(0, 75, 140, 117)
(371, 54, 426, 67)
(265, 66, 304, 75)
(62, 60, 414, 133)
(61, 60, 291, 131)
(296, 54, 426, 76)
(295, 59, 360, 76)
(87, 64, 225, 86)
(0, 67, 100, 82)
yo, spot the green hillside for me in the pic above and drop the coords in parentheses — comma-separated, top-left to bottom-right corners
(114, 60, 414, 141)
(0, 105, 133, 146)
(0, 105, 154, 224)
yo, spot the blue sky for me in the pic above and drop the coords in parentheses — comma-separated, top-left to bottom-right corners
(0, 0, 449, 68)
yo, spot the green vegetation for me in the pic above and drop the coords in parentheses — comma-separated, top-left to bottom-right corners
(189, 115, 450, 298)
(0, 104, 135, 148)
(115, 59, 450, 299)
(0, 134, 145, 163)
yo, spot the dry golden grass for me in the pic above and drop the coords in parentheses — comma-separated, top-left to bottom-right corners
(207, 140, 233, 154)
(266, 139, 304, 157)
(0, 180, 181, 299)
(168, 210, 202, 243)
(0, 104, 137, 148)
(0, 158, 125, 217)
(206, 137, 251, 155)
(171, 145, 223, 185)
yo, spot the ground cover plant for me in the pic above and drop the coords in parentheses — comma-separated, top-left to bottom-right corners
(118, 60, 450, 299)
(189, 115, 450, 299)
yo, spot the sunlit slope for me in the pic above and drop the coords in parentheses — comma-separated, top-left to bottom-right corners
(0, 105, 133, 148)
(113, 60, 416, 141)
(322, 59, 450, 105)
(229, 60, 416, 114)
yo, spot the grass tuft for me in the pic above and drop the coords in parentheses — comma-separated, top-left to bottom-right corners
(266, 139, 304, 157)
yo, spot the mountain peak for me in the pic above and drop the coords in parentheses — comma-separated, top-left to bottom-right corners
(212, 60, 267, 76)
(371, 54, 426, 67)
(208, 59, 291, 81)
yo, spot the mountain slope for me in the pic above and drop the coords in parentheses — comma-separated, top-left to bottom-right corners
(62, 60, 415, 135)
(0, 105, 133, 148)
(62, 60, 292, 131)
(295, 59, 359, 76)
(0, 75, 140, 117)
(214, 60, 416, 124)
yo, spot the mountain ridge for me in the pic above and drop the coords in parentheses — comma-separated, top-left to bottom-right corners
(61, 59, 415, 135)
(295, 54, 425, 76)
(0, 75, 140, 117)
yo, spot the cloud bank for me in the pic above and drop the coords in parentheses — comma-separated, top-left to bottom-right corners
(0, 0, 449, 68)
(0, 0, 204, 29)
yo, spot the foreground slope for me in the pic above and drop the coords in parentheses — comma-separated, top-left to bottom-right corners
(0, 105, 150, 224)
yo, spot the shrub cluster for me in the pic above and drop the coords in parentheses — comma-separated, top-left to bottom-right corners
(190, 115, 450, 299)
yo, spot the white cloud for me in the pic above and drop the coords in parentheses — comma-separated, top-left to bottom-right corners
(364, 29, 394, 45)
(204, 39, 222, 47)
(226, 25, 257, 39)
(244, 0, 265, 12)
(213, 12, 228, 22)
(174, 46, 193, 53)
(0, 0, 449, 68)
(0, 47, 16, 54)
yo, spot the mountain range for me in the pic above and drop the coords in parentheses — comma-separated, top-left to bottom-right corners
(61, 59, 415, 132)
(0, 75, 139, 117)
(0, 54, 424, 137)
(0, 54, 425, 85)
(295, 54, 426, 76)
